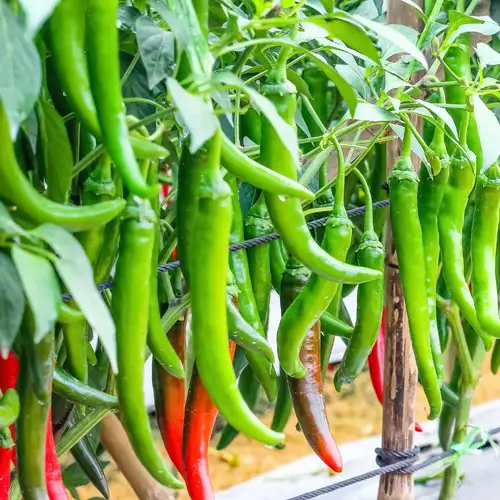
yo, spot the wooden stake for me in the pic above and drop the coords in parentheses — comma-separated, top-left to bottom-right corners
(378, 2, 424, 499)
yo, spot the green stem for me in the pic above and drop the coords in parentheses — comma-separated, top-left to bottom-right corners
(302, 96, 327, 134)
(353, 168, 374, 232)
(330, 135, 345, 210)
(401, 122, 413, 157)
(401, 114, 433, 157)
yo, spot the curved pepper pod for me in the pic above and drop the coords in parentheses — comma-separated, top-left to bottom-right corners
(86, 0, 157, 199)
(334, 233, 385, 390)
(278, 212, 352, 379)
(220, 135, 314, 200)
(390, 156, 442, 419)
(438, 150, 492, 350)
(471, 163, 500, 337)
(228, 176, 277, 402)
(153, 318, 187, 478)
(320, 311, 354, 338)
(288, 321, 343, 473)
(190, 174, 282, 446)
(53, 366, 119, 409)
(45, 411, 69, 500)
(183, 343, 236, 500)
(0, 104, 126, 232)
(112, 199, 183, 489)
(260, 81, 381, 285)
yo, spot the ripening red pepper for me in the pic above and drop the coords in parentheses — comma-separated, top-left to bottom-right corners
(152, 318, 188, 476)
(45, 410, 68, 500)
(183, 342, 236, 500)
(367, 310, 422, 433)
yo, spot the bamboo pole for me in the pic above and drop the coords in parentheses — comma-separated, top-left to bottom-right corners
(377, 2, 424, 499)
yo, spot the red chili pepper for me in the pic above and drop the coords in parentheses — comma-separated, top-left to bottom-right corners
(183, 342, 236, 500)
(0, 353, 19, 497)
(45, 410, 68, 500)
(153, 318, 187, 476)
(367, 310, 422, 433)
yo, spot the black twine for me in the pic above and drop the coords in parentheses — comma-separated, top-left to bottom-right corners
(62, 199, 390, 301)
(287, 425, 500, 500)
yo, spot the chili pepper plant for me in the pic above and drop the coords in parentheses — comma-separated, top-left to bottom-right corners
(0, 1, 500, 499)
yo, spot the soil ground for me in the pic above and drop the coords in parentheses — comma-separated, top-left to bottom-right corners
(77, 352, 500, 499)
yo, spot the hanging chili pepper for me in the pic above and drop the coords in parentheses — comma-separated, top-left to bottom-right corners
(438, 104, 492, 349)
(147, 159, 185, 379)
(280, 257, 342, 472)
(367, 312, 423, 433)
(52, 366, 119, 409)
(228, 175, 277, 402)
(45, 411, 69, 500)
(471, 162, 500, 336)
(260, 78, 380, 284)
(111, 195, 182, 489)
(418, 99, 450, 385)
(216, 365, 261, 451)
(278, 136, 352, 379)
(179, 128, 280, 446)
(67, 412, 109, 499)
(220, 135, 313, 200)
(270, 239, 287, 292)
(390, 124, 441, 419)
(0, 103, 125, 232)
(85, 0, 157, 199)
(321, 311, 354, 338)
(334, 168, 384, 390)
(17, 318, 55, 500)
(183, 342, 236, 500)
(153, 316, 187, 477)
(240, 108, 261, 145)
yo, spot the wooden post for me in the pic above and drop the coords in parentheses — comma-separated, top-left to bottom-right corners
(377, 1, 424, 499)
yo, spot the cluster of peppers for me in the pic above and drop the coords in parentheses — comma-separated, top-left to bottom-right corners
(0, 1, 499, 500)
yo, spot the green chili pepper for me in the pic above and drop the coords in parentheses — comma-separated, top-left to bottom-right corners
(244, 194, 273, 327)
(147, 161, 185, 379)
(240, 108, 261, 145)
(86, 0, 157, 198)
(270, 239, 287, 292)
(0, 103, 125, 232)
(334, 169, 384, 390)
(278, 137, 352, 379)
(390, 125, 441, 419)
(216, 365, 261, 450)
(226, 297, 275, 363)
(17, 319, 54, 500)
(438, 109, 492, 350)
(418, 115, 450, 385)
(260, 80, 380, 284)
(57, 303, 85, 324)
(370, 143, 389, 239)
(68, 413, 110, 499)
(53, 366, 119, 409)
(438, 360, 460, 451)
(320, 311, 353, 338)
(228, 175, 277, 402)
(111, 197, 182, 488)
(220, 135, 314, 200)
(471, 162, 500, 337)
(184, 131, 282, 446)
(491, 340, 500, 374)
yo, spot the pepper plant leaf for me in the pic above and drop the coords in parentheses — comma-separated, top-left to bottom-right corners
(0, 252, 25, 357)
(32, 224, 118, 373)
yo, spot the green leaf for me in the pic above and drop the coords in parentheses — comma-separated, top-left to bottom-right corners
(473, 94, 500, 171)
(354, 15, 428, 70)
(351, 102, 398, 122)
(212, 72, 300, 167)
(136, 16, 175, 89)
(18, 0, 59, 37)
(11, 246, 61, 344)
(0, 252, 25, 356)
(414, 99, 458, 139)
(307, 16, 380, 64)
(419, 21, 447, 50)
(32, 225, 117, 373)
(0, 2, 41, 137)
(167, 78, 219, 153)
(476, 42, 500, 67)
(336, 64, 370, 99)
(117, 5, 141, 32)
(447, 14, 499, 44)
(36, 99, 74, 204)
(400, 0, 425, 19)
